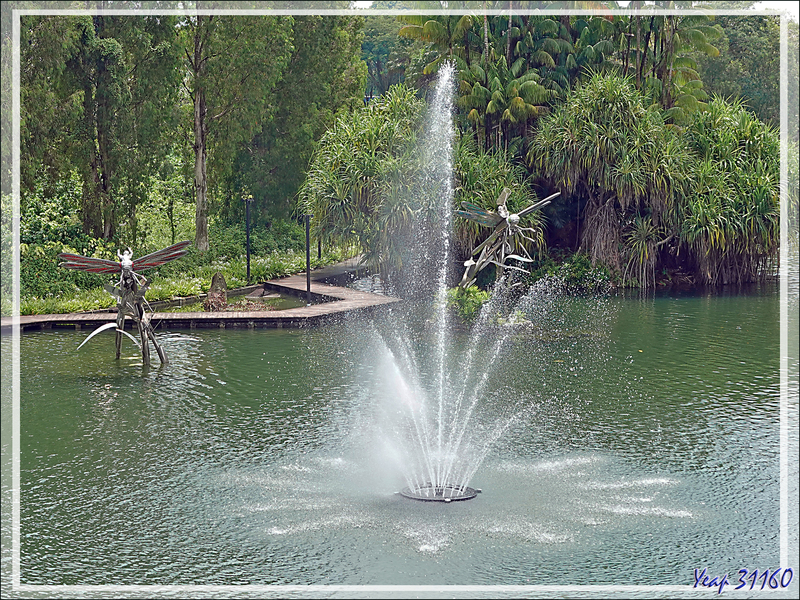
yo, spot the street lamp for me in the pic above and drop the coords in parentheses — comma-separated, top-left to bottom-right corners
(304, 214, 312, 305)
(244, 193, 254, 283)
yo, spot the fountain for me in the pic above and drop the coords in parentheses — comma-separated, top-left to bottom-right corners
(366, 63, 548, 503)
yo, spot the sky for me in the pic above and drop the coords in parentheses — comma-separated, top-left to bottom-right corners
(753, 1, 799, 21)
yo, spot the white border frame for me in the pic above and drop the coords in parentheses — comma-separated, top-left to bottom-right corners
(2, 2, 797, 598)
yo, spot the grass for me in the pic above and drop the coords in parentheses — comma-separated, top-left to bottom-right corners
(15, 247, 352, 316)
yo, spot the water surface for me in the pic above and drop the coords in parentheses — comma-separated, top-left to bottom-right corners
(8, 289, 786, 587)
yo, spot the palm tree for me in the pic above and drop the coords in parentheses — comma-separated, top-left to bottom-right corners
(681, 96, 780, 284)
(297, 85, 425, 277)
(459, 54, 553, 155)
(398, 14, 479, 75)
(458, 62, 494, 150)
(505, 15, 575, 100)
(529, 71, 690, 272)
(631, 13, 722, 120)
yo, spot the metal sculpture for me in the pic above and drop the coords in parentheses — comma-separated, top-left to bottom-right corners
(456, 188, 560, 288)
(58, 241, 191, 366)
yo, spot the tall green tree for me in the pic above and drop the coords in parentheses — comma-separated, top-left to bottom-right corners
(623, 12, 721, 120)
(228, 16, 366, 224)
(398, 14, 479, 74)
(696, 15, 780, 129)
(529, 71, 691, 273)
(362, 15, 413, 97)
(182, 15, 292, 251)
(21, 14, 181, 241)
(459, 55, 553, 155)
(682, 96, 779, 285)
(298, 84, 426, 277)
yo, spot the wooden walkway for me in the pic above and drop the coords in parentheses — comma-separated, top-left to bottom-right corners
(1, 258, 399, 333)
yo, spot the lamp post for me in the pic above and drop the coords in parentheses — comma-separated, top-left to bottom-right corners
(304, 214, 312, 305)
(244, 193, 253, 283)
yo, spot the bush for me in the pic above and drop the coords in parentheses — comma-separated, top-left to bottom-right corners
(446, 286, 491, 323)
(15, 173, 350, 315)
(20, 241, 115, 299)
(18, 245, 352, 315)
(526, 251, 615, 294)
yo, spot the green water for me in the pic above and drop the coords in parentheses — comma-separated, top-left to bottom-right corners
(2, 287, 793, 591)
(161, 292, 308, 312)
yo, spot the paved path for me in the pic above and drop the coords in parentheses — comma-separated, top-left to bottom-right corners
(1, 257, 399, 333)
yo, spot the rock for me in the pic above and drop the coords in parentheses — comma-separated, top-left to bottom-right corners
(204, 272, 228, 312)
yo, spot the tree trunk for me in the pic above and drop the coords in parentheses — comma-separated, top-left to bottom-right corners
(661, 16, 674, 108)
(638, 16, 653, 88)
(81, 78, 103, 238)
(634, 5, 642, 87)
(98, 111, 114, 240)
(193, 17, 210, 252)
(506, 0, 513, 68)
(623, 17, 632, 76)
(194, 84, 209, 251)
(483, 6, 489, 63)
(94, 15, 116, 241)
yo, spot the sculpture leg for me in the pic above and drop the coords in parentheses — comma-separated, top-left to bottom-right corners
(148, 328, 168, 365)
(115, 312, 124, 359)
(142, 313, 168, 365)
(138, 320, 151, 366)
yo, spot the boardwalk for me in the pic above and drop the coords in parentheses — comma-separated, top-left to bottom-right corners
(1, 258, 400, 333)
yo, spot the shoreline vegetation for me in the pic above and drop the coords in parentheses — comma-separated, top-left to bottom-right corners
(4, 9, 797, 318)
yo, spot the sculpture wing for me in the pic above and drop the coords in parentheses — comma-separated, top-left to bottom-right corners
(132, 240, 192, 271)
(58, 253, 121, 274)
(517, 191, 560, 218)
(456, 202, 503, 228)
(496, 187, 511, 207)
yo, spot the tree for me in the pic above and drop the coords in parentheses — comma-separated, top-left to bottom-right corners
(297, 84, 425, 278)
(21, 14, 181, 241)
(696, 15, 780, 129)
(624, 12, 722, 120)
(398, 14, 479, 75)
(682, 96, 779, 285)
(182, 15, 292, 251)
(459, 55, 553, 155)
(362, 15, 412, 98)
(226, 16, 366, 225)
(529, 71, 691, 274)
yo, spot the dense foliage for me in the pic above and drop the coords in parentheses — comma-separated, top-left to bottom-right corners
(7, 7, 792, 318)
(19, 13, 367, 250)
(298, 85, 426, 278)
(682, 97, 780, 285)
(530, 72, 691, 283)
(298, 84, 548, 284)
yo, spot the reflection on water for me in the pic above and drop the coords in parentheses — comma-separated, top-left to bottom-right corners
(7, 289, 787, 586)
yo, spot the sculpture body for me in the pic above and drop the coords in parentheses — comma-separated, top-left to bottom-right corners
(456, 188, 559, 288)
(58, 241, 191, 366)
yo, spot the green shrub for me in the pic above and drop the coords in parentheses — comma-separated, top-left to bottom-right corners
(21, 287, 115, 315)
(526, 251, 615, 294)
(447, 286, 491, 323)
(20, 241, 114, 299)
(19, 245, 352, 315)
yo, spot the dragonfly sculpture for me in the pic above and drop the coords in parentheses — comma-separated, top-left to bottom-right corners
(456, 188, 560, 289)
(58, 240, 191, 366)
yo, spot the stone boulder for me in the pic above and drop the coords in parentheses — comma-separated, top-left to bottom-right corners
(203, 271, 228, 312)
